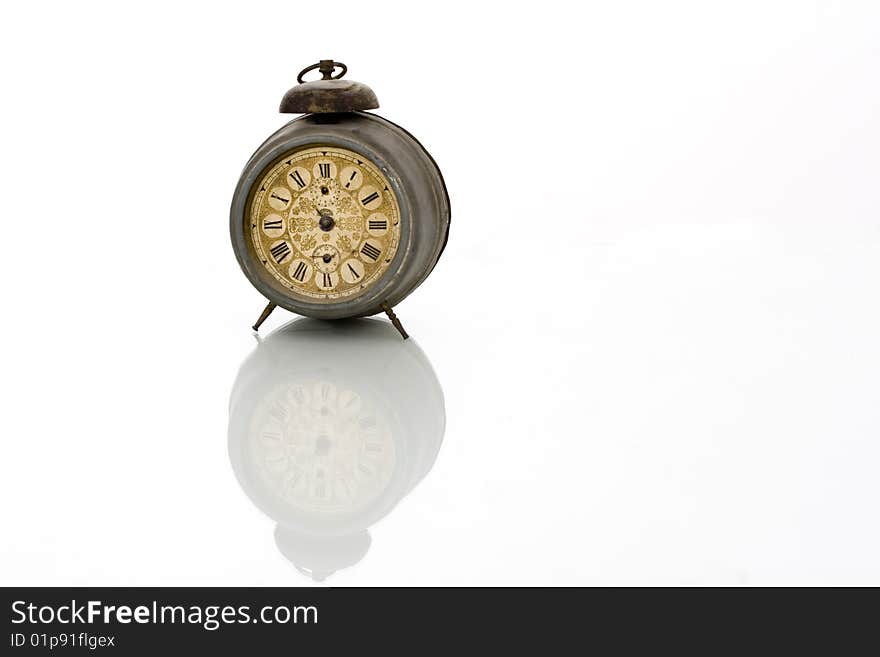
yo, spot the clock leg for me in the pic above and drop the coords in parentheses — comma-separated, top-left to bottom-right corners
(381, 302, 409, 340)
(252, 301, 277, 332)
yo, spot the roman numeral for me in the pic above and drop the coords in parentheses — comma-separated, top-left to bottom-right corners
(361, 242, 381, 261)
(347, 263, 361, 279)
(288, 170, 306, 188)
(319, 163, 331, 177)
(270, 192, 289, 204)
(263, 218, 283, 229)
(269, 405, 289, 422)
(360, 191, 379, 206)
(368, 219, 387, 231)
(291, 261, 307, 282)
(322, 272, 333, 288)
(270, 242, 291, 263)
(287, 471, 302, 489)
(345, 171, 358, 188)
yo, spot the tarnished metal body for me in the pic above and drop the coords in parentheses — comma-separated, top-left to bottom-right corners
(230, 111, 450, 320)
(231, 61, 450, 325)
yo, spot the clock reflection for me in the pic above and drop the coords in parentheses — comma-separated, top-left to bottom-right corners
(228, 318, 445, 581)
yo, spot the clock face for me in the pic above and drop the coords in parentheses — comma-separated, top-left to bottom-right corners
(249, 380, 396, 515)
(247, 146, 402, 301)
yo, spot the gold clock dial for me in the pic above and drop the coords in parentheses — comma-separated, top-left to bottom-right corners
(248, 146, 401, 301)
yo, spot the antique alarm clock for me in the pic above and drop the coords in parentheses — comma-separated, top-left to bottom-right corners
(230, 60, 450, 338)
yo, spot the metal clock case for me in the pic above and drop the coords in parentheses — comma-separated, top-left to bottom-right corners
(230, 60, 450, 337)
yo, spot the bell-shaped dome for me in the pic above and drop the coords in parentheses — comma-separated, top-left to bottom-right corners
(280, 60, 379, 114)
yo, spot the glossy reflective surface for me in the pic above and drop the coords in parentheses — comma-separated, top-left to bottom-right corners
(228, 319, 444, 580)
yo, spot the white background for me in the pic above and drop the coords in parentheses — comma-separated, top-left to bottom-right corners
(1, 1, 878, 586)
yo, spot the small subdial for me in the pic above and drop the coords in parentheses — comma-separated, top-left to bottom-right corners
(311, 244, 340, 273)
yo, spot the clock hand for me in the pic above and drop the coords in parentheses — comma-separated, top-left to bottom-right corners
(315, 208, 335, 231)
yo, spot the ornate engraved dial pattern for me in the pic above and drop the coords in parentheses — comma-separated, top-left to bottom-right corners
(248, 146, 401, 301)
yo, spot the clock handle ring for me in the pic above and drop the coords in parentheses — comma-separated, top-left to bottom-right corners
(297, 60, 348, 84)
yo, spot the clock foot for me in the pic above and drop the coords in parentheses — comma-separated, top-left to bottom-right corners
(381, 303, 409, 340)
(252, 301, 277, 332)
